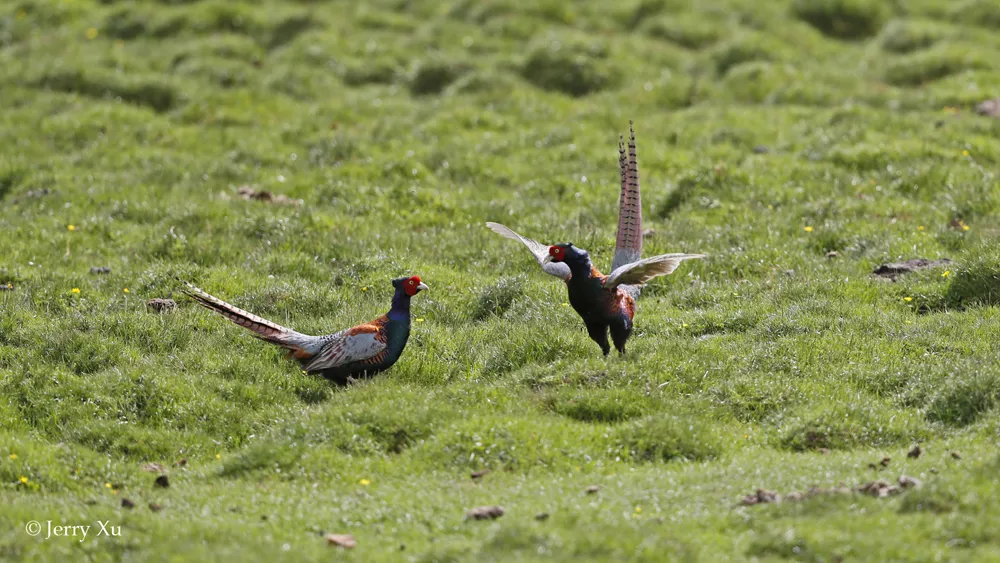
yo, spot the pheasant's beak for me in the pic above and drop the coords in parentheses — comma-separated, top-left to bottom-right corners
(417, 282, 429, 292)
(541, 255, 553, 265)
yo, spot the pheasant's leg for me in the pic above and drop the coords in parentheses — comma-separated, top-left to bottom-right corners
(610, 319, 632, 356)
(585, 322, 611, 356)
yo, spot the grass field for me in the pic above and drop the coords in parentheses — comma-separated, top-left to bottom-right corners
(3, 0, 1000, 560)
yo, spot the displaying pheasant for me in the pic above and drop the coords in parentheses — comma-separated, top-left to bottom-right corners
(181, 276, 428, 384)
(486, 122, 704, 355)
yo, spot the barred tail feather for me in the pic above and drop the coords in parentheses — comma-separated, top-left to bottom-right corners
(613, 121, 642, 271)
(618, 134, 628, 221)
(181, 281, 294, 345)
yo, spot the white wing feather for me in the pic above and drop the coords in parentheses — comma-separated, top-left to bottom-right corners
(303, 330, 386, 372)
(604, 253, 705, 288)
(485, 222, 571, 280)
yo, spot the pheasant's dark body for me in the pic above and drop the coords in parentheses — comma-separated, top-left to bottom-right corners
(562, 249, 637, 355)
(182, 276, 426, 385)
(486, 122, 704, 355)
(318, 296, 412, 384)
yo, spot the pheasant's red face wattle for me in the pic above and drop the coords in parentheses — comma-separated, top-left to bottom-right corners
(404, 276, 423, 296)
(548, 246, 566, 262)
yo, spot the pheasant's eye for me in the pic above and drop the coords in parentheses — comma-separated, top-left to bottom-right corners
(408, 280, 414, 285)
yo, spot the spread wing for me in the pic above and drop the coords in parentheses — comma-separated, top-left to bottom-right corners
(604, 253, 705, 288)
(485, 222, 571, 281)
(302, 324, 387, 372)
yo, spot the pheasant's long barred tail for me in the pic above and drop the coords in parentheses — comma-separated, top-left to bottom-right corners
(618, 134, 628, 212)
(613, 121, 643, 271)
(181, 282, 292, 343)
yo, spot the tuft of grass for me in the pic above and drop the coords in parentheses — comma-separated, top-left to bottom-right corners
(883, 44, 993, 86)
(219, 442, 305, 478)
(949, 0, 1000, 29)
(521, 34, 619, 96)
(472, 275, 527, 320)
(926, 373, 1000, 426)
(878, 19, 946, 53)
(408, 56, 470, 96)
(791, 0, 889, 40)
(779, 404, 928, 451)
(944, 256, 1000, 308)
(643, 13, 724, 49)
(33, 69, 180, 113)
(710, 33, 791, 75)
(613, 413, 723, 463)
(547, 388, 649, 423)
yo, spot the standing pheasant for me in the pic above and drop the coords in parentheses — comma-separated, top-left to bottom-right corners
(486, 122, 704, 355)
(181, 276, 428, 384)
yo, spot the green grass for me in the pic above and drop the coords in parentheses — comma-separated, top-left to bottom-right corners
(2, 0, 1000, 560)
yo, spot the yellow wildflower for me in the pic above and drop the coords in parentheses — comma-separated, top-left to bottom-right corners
(682, 323, 689, 328)
(962, 224, 970, 231)
(8, 453, 16, 460)
(942, 270, 950, 278)
(123, 288, 129, 293)
(634, 505, 642, 513)
(216, 453, 221, 460)
(359, 478, 371, 486)
(415, 318, 425, 322)
(71, 288, 80, 294)
(918, 226, 924, 231)
(19, 476, 28, 484)
(562, 303, 569, 307)
(361, 287, 368, 292)
(803, 226, 813, 232)
(962, 150, 970, 157)
(903, 297, 913, 302)
(67, 225, 76, 231)
(85, 28, 98, 40)
(105, 482, 112, 488)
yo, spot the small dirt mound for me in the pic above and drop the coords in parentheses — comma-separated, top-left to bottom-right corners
(147, 298, 177, 313)
(741, 475, 921, 506)
(325, 533, 356, 548)
(466, 505, 504, 520)
(872, 258, 952, 280)
(977, 99, 1000, 118)
(234, 186, 303, 206)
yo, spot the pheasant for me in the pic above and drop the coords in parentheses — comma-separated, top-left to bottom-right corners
(181, 276, 428, 384)
(486, 122, 704, 355)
